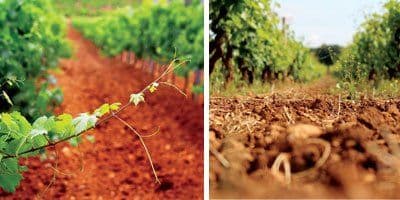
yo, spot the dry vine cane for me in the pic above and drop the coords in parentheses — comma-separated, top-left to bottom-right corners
(0, 58, 188, 192)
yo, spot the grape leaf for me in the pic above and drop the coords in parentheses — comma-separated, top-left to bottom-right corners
(129, 93, 145, 106)
(0, 158, 23, 192)
(94, 103, 110, 117)
(110, 102, 121, 111)
(0, 113, 28, 139)
(72, 113, 98, 134)
(9, 112, 32, 137)
(29, 129, 47, 137)
(52, 114, 74, 138)
(0, 173, 22, 193)
(94, 102, 122, 117)
(30, 116, 55, 138)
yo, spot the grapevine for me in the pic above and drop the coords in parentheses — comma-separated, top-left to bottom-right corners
(72, 0, 204, 91)
(0, 59, 187, 193)
(0, 0, 71, 120)
(338, 0, 400, 82)
(210, 0, 314, 85)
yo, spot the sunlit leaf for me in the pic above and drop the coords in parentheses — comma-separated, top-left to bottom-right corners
(129, 93, 145, 106)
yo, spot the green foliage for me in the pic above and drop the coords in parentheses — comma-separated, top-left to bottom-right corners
(312, 44, 342, 66)
(53, 0, 139, 16)
(210, 0, 314, 85)
(0, 102, 121, 192)
(0, 0, 71, 120)
(0, 159, 24, 193)
(338, 0, 400, 81)
(94, 102, 121, 117)
(72, 0, 204, 78)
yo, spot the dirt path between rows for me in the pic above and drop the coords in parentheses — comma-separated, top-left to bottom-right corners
(1, 26, 203, 199)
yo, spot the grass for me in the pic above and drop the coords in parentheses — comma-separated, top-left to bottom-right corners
(210, 54, 329, 97)
(333, 79, 400, 100)
(211, 55, 400, 99)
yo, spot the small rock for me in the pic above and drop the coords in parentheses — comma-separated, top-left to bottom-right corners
(108, 172, 115, 178)
(345, 140, 356, 148)
(364, 173, 376, 183)
(62, 147, 73, 157)
(186, 154, 194, 161)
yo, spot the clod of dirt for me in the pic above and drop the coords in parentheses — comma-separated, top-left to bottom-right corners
(156, 181, 174, 192)
(287, 123, 324, 142)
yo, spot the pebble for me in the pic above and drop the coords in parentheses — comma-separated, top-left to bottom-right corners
(364, 173, 376, 183)
(62, 147, 73, 157)
(108, 172, 116, 178)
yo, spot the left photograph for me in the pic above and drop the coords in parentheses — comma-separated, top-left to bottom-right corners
(0, 0, 204, 199)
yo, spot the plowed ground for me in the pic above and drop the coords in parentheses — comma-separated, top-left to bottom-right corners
(211, 90, 400, 198)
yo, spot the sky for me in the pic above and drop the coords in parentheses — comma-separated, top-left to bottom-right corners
(274, 0, 385, 48)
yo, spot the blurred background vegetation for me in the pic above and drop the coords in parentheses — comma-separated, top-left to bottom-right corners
(210, 0, 400, 99)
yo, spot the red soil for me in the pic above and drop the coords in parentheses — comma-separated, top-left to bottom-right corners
(0, 27, 204, 199)
(210, 93, 400, 198)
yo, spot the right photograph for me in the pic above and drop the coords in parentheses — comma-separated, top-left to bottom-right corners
(210, 0, 400, 198)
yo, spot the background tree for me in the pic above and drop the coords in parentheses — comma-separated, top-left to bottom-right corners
(313, 44, 342, 73)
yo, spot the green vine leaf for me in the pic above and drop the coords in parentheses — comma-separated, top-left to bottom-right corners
(72, 113, 98, 134)
(29, 129, 47, 137)
(0, 112, 31, 139)
(110, 102, 122, 111)
(0, 174, 22, 193)
(52, 114, 74, 139)
(94, 102, 122, 117)
(130, 93, 145, 106)
(30, 116, 55, 138)
(0, 158, 24, 193)
(94, 104, 111, 117)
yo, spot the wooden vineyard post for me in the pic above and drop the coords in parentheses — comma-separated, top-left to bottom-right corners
(282, 17, 287, 45)
(132, 52, 136, 66)
(126, 51, 131, 64)
(184, 74, 189, 95)
(141, 60, 146, 71)
(147, 60, 151, 73)
(156, 64, 161, 77)
(150, 60, 155, 77)
(158, 64, 163, 78)
(192, 69, 203, 101)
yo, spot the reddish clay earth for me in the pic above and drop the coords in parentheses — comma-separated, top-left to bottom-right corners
(0, 27, 204, 199)
(210, 85, 400, 198)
